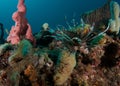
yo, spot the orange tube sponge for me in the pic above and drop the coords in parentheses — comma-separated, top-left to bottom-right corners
(24, 64, 39, 86)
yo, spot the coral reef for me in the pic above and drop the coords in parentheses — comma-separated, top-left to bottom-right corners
(0, 0, 120, 86)
(0, 27, 120, 86)
(7, 0, 35, 45)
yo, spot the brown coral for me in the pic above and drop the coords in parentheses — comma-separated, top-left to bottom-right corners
(24, 64, 39, 86)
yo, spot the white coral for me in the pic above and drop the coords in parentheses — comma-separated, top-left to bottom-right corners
(42, 23, 49, 31)
(109, 1, 120, 34)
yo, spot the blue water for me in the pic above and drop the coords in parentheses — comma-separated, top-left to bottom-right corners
(0, 0, 120, 37)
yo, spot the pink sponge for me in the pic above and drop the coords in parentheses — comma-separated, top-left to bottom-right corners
(7, 0, 35, 45)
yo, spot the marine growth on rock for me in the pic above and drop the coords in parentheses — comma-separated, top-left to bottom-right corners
(0, 0, 120, 86)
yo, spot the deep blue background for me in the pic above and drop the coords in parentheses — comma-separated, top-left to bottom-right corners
(0, 0, 120, 37)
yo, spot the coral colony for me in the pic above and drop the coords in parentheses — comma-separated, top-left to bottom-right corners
(7, 0, 35, 45)
(0, 0, 120, 86)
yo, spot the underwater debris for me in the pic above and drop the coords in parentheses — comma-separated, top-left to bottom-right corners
(7, 0, 35, 45)
(54, 50, 76, 86)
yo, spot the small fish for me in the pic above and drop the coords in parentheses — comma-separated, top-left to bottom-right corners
(5, 28, 9, 35)
(64, 16, 72, 30)
(80, 18, 85, 27)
